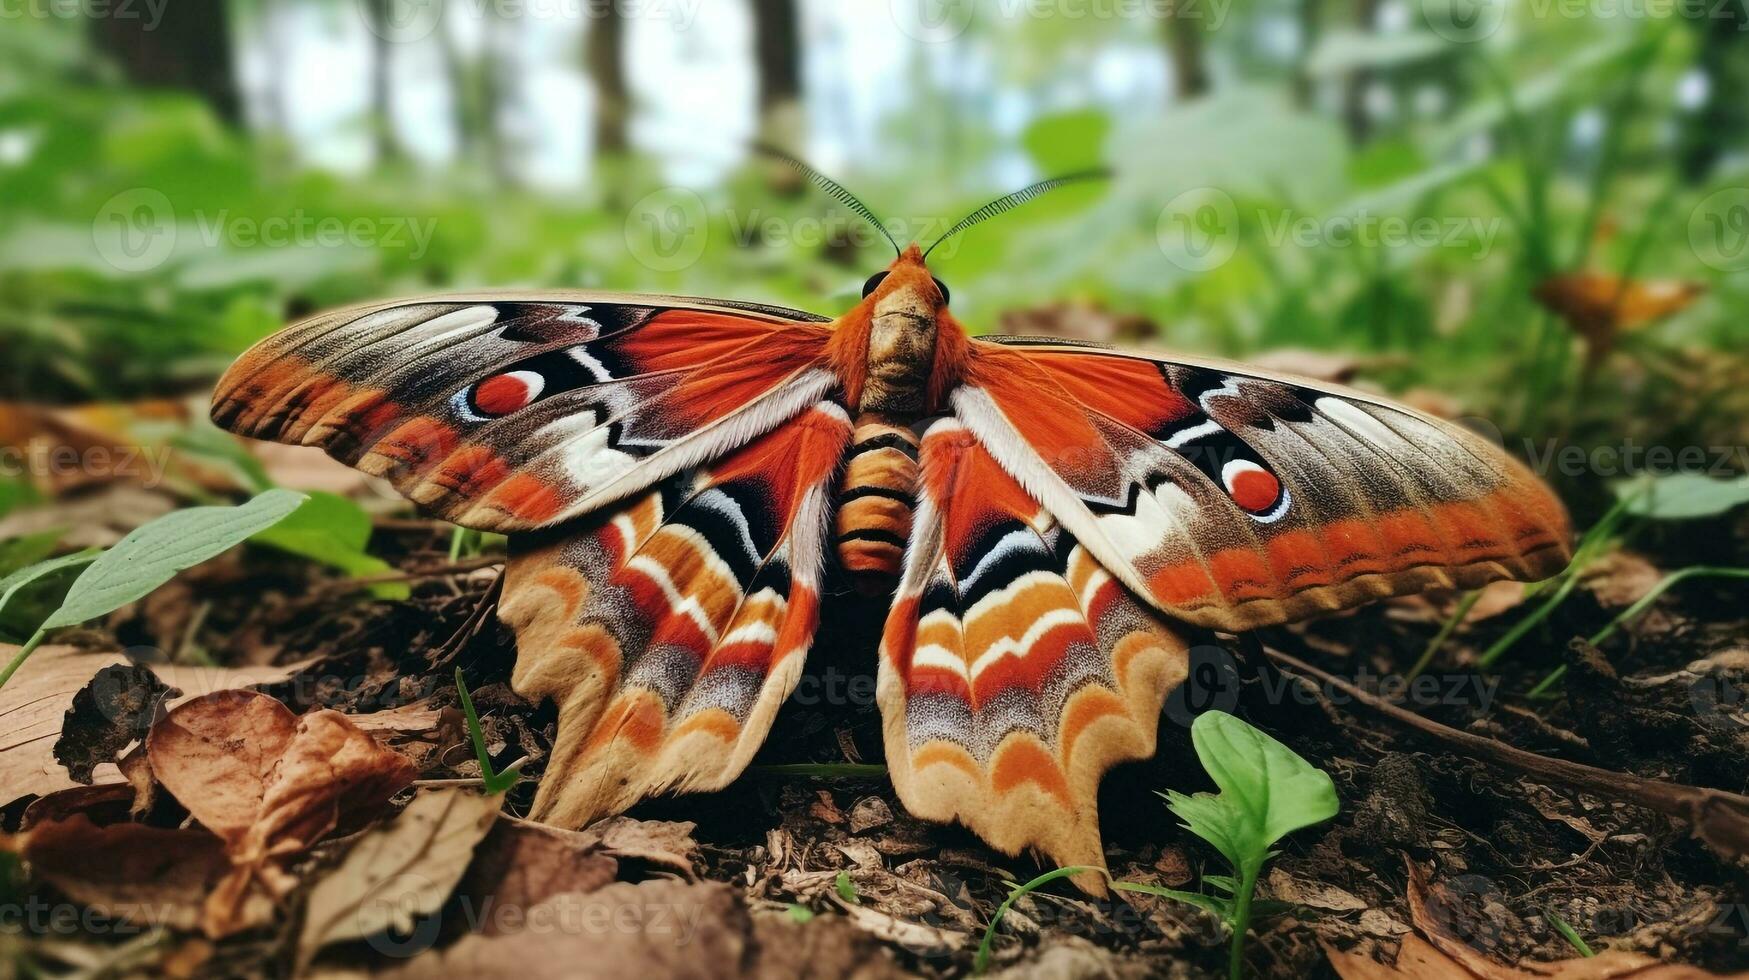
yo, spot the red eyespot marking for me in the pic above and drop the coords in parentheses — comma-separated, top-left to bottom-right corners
(472, 370, 544, 417)
(1222, 459, 1281, 513)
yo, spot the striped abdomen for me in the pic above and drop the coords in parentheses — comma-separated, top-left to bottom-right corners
(835, 413, 918, 594)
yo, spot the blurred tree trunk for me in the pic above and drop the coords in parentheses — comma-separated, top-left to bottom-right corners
(259, 0, 291, 135)
(1292, 0, 1322, 108)
(1679, 0, 1749, 181)
(1340, 0, 1379, 143)
(1161, 3, 1210, 100)
(482, 5, 516, 184)
(89, 0, 241, 125)
(586, 1, 630, 157)
(750, 0, 803, 147)
(362, 0, 404, 163)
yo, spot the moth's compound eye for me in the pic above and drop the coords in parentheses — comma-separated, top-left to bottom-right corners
(861, 271, 889, 298)
(932, 277, 951, 305)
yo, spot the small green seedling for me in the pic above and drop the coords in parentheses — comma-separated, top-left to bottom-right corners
(1544, 908, 1595, 957)
(454, 668, 523, 795)
(835, 870, 859, 904)
(973, 865, 1103, 974)
(1118, 711, 1338, 980)
(786, 903, 814, 923)
(0, 489, 307, 691)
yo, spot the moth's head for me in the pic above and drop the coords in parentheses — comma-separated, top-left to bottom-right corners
(859, 244, 950, 311)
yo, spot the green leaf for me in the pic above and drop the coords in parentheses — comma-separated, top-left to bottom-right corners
(835, 870, 858, 904)
(974, 866, 1105, 974)
(252, 492, 408, 600)
(1021, 109, 1110, 174)
(786, 904, 815, 923)
(455, 668, 523, 795)
(0, 529, 65, 578)
(1613, 472, 1749, 521)
(1111, 881, 1232, 918)
(41, 489, 306, 629)
(0, 548, 99, 621)
(1165, 712, 1339, 874)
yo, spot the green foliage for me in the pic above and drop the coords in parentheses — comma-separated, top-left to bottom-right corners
(1128, 712, 1338, 980)
(0, 489, 306, 690)
(1545, 909, 1596, 957)
(454, 668, 523, 795)
(974, 865, 1103, 974)
(0, 549, 99, 624)
(40, 489, 306, 630)
(252, 492, 407, 601)
(1613, 473, 1749, 520)
(834, 870, 859, 904)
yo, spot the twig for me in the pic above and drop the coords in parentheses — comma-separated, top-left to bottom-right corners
(321, 554, 505, 594)
(1262, 645, 1749, 861)
(428, 569, 505, 670)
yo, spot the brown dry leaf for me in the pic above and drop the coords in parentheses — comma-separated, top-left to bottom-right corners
(148, 689, 300, 839)
(1265, 867, 1367, 912)
(997, 301, 1155, 345)
(1, 647, 131, 801)
(1389, 579, 1531, 626)
(22, 811, 249, 933)
(380, 878, 906, 980)
(1325, 933, 1742, 980)
(249, 441, 389, 499)
(0, 484, 174, 550)
(145, 689, 418, 937)
(0, 647, 303, 804)
(0, 400, 186, 495)
(587, 815, 699, 877)
(297, 788, 503, 971)
(1326, 860, 1749, 980)
(1534, 273, 1705, 363)
(451, 819, 621, 936)
(1579, 551, 1664, 610)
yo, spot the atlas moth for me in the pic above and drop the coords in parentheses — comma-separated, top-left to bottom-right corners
(212, 148, 1570, 892)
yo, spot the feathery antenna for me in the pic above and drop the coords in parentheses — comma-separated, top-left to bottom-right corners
(923, 168, 1111, 259)
(752, 143, 900, 257)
